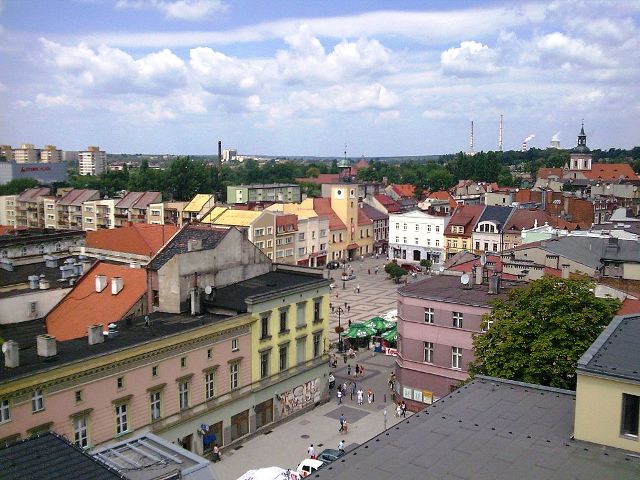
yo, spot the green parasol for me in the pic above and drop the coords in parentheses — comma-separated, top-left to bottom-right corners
(363, 316, 396, 333)
(381, 326, 397, 342)
(340, 322, 377, 338)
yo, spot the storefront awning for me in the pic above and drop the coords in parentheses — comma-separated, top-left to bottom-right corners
(347, 243, 360, 250)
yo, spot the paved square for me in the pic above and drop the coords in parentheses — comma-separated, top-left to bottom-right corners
(325, 405, 370, 423)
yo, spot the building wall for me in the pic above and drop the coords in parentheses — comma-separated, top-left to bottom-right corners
(0, 288, 71, 324)
(0, 196, 18, 226)
(472, 227, 503, 254)
(485, 192, 513, 206)
(574, 373, 640, 453)
(445, 234, 472, 258)
(0, 163, 67, 186)
(0, 234, 85, 264)
(388, 211, 449, 265)
(622, 263, 640, 281)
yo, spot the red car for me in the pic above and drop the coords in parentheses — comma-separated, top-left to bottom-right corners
(400, 263, 421, 273)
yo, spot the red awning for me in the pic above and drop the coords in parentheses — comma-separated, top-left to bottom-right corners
(347, 243, 360, 249)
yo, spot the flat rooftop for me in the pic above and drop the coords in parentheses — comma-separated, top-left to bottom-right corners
(399, 274, 516, 308)
(320, 377, 640, 480)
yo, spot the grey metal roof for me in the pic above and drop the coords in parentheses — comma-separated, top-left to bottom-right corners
(360, 203, 387, 221)
(541, 236, 640, 268)
(320, 377, 640, 480)
(0, 432, 125, 479)
(476, 205, 514, 231)
(208, 270, 329, 313)
(578, 314, 640, 383)
(147, 225, 229, 270)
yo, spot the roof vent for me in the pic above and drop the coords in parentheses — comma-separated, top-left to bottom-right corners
(28, 275, 40, 289)
(44, 255, 58, 268)
(2, 341, 19, 368)
(39, 274, 51, 290)
(36, 334, 57, 360)
(107, 323, 119, 338)
(0, 259, 13, 272)
(95, 275, 107, 293)
(111, 277, 124, 295)
(88, 324, 104, 345)
(188, 238, 203, 252)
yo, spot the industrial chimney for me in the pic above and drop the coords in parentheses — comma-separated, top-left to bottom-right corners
(218, 140, 222, 166)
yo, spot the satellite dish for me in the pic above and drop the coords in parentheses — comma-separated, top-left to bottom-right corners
(205, 285, 213, 295)
(480, 255, 487, 266)
(1, 343, 8, 354)
(460, 274, 470, 285)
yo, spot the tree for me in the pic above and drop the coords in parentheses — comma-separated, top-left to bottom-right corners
(384, 262, 408, 283)
(469, 276, 620, 390)
(420, 259, 432, 272)
(0, 178, 40, 195)
(306, 166, 320, 178)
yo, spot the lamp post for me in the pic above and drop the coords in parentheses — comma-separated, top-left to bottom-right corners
(330, 301, 350, 353)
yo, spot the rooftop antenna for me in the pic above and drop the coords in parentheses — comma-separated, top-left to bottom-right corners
(498, 114, 503, 152)
(460, 273, 471, 289)
(468, 121, 475, 156)
(344, 143, 347, 162)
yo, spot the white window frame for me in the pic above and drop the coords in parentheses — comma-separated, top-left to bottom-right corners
(424, 307, 434, 324)
(73, 415, 89, 449)
(115, 403, 129, 435)
(230, 362, 239, 390)
(150, 390, 161, 421)
(0, 399, 9, 423)
(231, 338, 239, 351)
(424, 342, 434, 363)
(31, 390, 44, 413)
(452, 347, 462, 369)
(205, 372, 216, 400)
(452, 311, 463, 328)
(178, 381, 189, 410)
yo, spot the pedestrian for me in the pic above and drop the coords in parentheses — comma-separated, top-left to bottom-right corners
(353, 284, 357, 293)
(396, 403, 402, 418)
(367, 388, 373, 404)
(356, 284, 360, 293)
(368, 268, 371, 275)
(401, 401, 407, 417)
(337, 388, 343, 404)
(374, 266, 379, 275)
(361, 255, 364, 262)
(351, 381, 357, 400)
(212, 444, 221, 462)
(338, 439, 345, 454)
(339, 413, 346, 432)
(355, 364, 360, 376)
(357, 388, 364, 405)
(347, 364, 351, 376)
(360, 365, 365, 377)
(308, 444, 315, 459)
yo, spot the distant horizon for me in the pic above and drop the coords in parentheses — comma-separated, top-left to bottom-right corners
(1, 1, 639, 155)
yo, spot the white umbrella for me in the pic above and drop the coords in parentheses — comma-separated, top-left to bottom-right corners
(236, 467, 299, 480)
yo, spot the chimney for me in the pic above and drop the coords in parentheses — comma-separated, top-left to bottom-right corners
(561, 264, 570, 279)
(488, 273, 500, 294)
(218, 140, 222, 165)
(111, 277, 124, 295)
(45, 255, 58, 268)
(191, 287, 202, 316)
(88, 324, 104, 345)
(81, 258, 93, 274)
(36, 334, 57, 359)
(95, 275, 107, 293)
(188, 238, 203, 252)
(475, 264, 484, 285)
(39, 275, 50, 290)
(2, 340, 19, 368)
(28, 275, 40, 289)
(0, 259, 13, 272)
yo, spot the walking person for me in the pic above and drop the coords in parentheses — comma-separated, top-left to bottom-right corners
(337, 388, 343, 404)
(396, 403, 402, 418)
(359, 365, 365, 378)
(401, 401, 407, 417)
(357, 388, 364, 406)
(356, 284, 360, 293)
(308, 444, 316, 459)
(351, 381, 357, 401)
(339, 413, 346, 432)
(367, 388, 373, 404)
(338, 440, 345, 454)
(355, 364, 360, 377)
(347, 364, 351, 377)
(374, 266, 379, 275)
(212, 444, 221, 462)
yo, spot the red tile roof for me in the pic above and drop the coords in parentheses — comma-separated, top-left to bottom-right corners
(0, 226, 27, 235)
(618, 298, 640, 315)
(445, 204, 485, 236)
(313, 198, 346, 230)
(583, 163, 638, 181)
(46, 262, 147, 341)
(537, 168, 563, 179)
(374, 194, 401, 213)
(357, 208, 373, 226)
(86, 223, 179, 257)
(391, 184, 415, 198)
(428, 190, 458, 209)
(294, 173, 341, 185)
(276, 214, 298, 230)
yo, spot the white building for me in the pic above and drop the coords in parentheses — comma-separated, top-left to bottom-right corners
(0, 195, 17, 226)
(388, 210, 450, 266)
(40, 145, 63, 163)
(222, 149, 238, 162)
(296, 215, 330, 267)
(78, 146, 107, 176)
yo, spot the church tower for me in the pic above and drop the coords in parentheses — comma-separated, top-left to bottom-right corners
(568, 122, 592, 172)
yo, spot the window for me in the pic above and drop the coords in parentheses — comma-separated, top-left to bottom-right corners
(424, 342, 434, 363)
(481, 318, 493, 332)
(313, 300, 321, 323)
(452, 312, 463, 328)
(73, 416, 89, 448)
(38, 244, 45, 254)
(232, 338, 239, 351)
(298, 232, 305, 241)
(424, 308, 434, 324)
(267, 227, 273, 234)
(313, 333, 321, 358)
(403, 237, 407, 244)
(260, 351, 270, 379)
(150, 391, 161, 421)
(205, 371, 216, 400)
(395, 236, 399, 243)
(435, 225, 440, 233)
(0, 399, 9, 423)
(414, 237, 419, 245)
(115, 403, 128, 435)
(152, 366, 158, 377)
(279, 309, 288, 333)
(435, 240, 440, 247)
(279, 345, 288, 371)
(403, 223, 407, 230)
(395, 223, 399, 229)
(621, 393, 639, 437)
(75, 390, 83, 403)
(255, 228, 265, 236)
(320, 229, 327, 237)
(255, 241, 264, 249)
(484, 242, 489, 251)
(475, 241, 480, 251)
(178, 381, 189, 410)
(296, 302, 306, 327)
(207, 348, 213, 359)
(151, 209, 161, 216)
(267, 240, 273, 247)
(32, 390, 44, 412)
(261, 316, 270, 339)
(117, 377, 124, 389)
(21, 246, 27, 256)
(452, 347, 462, 369)
(296, 337, 306, 364)
(427, 224, 431, 233)
(230, 362, 239, 390)
(298, 247, 306, 256)
(415, 224, 419, 231)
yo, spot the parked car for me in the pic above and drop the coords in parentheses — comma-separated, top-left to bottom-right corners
(317, 448, 344, 464)
(328, 373, 335, 389)
(400, 263, 421, 273)
(327, 261, 341, 270)
(297, 459, 324, 478)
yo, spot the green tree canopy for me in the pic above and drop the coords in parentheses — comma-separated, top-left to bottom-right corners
(470, 276, 620, 390)
(0, 178, 40, 195)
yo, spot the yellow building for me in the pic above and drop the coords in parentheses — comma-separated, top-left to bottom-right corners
(574, 314, 640, 452)
(182, 194, 216, 223)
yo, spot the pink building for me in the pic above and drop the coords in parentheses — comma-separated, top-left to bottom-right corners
(395, 270, 517, 409)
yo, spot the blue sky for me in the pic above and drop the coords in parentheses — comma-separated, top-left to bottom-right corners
(1, 0, 639, 156)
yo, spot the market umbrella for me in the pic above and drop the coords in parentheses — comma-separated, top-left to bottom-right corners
(236, 467, 299, 480)
(363, 316, 396, 332)
(340, 322, 377, 338)
(381, 326, 397, 342)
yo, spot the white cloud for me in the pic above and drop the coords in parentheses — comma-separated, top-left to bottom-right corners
(422, 110, 449, 120)
(287, 83, 399, 114)
(116, 0, 226, 21)
(35, 93, 79, 108)
(534, 32, 611, 67)
(441, 41, 500, 77)
(189, 47, 260, 95)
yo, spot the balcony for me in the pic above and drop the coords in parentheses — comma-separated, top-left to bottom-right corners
(114, 213, 128, 219)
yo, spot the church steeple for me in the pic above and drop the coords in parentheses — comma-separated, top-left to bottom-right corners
(577, 122, 587, 149)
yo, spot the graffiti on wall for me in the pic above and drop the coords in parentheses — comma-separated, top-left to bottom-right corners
(279, 378, 320, 417)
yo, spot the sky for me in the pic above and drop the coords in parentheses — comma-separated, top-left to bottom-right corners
(0, 0, 639, 156)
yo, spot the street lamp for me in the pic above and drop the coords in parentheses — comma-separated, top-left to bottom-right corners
(330, 301, 351, 353)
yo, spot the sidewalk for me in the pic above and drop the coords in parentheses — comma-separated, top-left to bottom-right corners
(211, 349, 408, 480)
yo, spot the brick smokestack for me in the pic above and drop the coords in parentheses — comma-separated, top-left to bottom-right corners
(218, 140, 222, 166)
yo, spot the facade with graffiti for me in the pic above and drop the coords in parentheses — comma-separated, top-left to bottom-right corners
(279, 378, 321, 417)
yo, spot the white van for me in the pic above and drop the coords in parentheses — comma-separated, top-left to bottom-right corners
(296, 459, 324, 478)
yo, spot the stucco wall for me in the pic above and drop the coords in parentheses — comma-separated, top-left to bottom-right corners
(574, 373, 640, 452)
(0, 288, 70, 324)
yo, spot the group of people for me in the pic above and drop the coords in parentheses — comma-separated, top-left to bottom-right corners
(336, 380, 374, 406)
(307, 440, 346, 460)
(395, 401, 407, 418)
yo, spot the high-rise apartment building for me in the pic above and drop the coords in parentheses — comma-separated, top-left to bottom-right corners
(40, 145, 62, 163)
(13, 144, 40, 163)
(78, 146, 107, 176)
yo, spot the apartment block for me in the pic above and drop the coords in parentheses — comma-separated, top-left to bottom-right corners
(389, 209, 450, 266)
(113, 191, 162, 227)
(227, 184, 302, 204)
(78, 146, 107, 176)
(81, 198, 117, 230)
(0, 195, 18, 226)
(15, 188, 51, 228)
